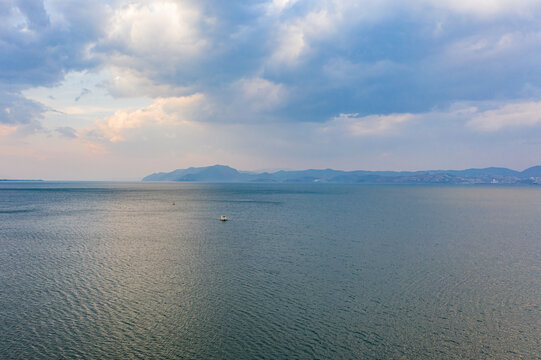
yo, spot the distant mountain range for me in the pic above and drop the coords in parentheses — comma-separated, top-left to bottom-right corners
(142, 165, 541, 184)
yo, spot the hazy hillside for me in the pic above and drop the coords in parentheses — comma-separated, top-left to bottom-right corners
(143, 165, 541, 184)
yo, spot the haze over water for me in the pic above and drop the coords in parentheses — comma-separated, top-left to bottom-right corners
(1, 182, 540, 359)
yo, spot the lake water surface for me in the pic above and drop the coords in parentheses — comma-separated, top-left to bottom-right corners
(0, 183, 540, 359)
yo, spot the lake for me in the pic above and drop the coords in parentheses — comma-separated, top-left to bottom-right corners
(0, 182, 539, 359)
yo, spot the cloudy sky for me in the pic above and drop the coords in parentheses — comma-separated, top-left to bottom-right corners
(2, 0, 541, 180)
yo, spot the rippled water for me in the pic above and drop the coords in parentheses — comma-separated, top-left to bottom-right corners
(0, 182, 540, 359)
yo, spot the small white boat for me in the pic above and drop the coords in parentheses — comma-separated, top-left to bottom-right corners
(220, 215, 228, 221)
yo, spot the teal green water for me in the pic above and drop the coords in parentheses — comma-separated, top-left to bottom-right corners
(0, 183, 540, 359)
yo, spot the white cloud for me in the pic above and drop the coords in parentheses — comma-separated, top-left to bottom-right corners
(268, 5, 340, 67)
(266, 0, 301, 15)
(102, 66, 193, 98)
(234, 77, 289, 111)
(323, 100, 541, 136)
(428, 0, 541, 17)
(467, 101, 541, 131)
(442, 31, 541, 65)
(105, 1, 207, 60)
(322, 112, 416, 136)
(270, 23, 308, 66)
(85, 93, 206, 142)
(95, 0, 211, 89)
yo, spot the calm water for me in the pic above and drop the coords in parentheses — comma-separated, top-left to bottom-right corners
(0, 182, 540, 359)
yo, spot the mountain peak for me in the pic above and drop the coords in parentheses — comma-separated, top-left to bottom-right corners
(521, 166, 541, 177)
(142, 164, 239, 182)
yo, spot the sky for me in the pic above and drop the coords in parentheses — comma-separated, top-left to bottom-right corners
(2, 0, 541, 180)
